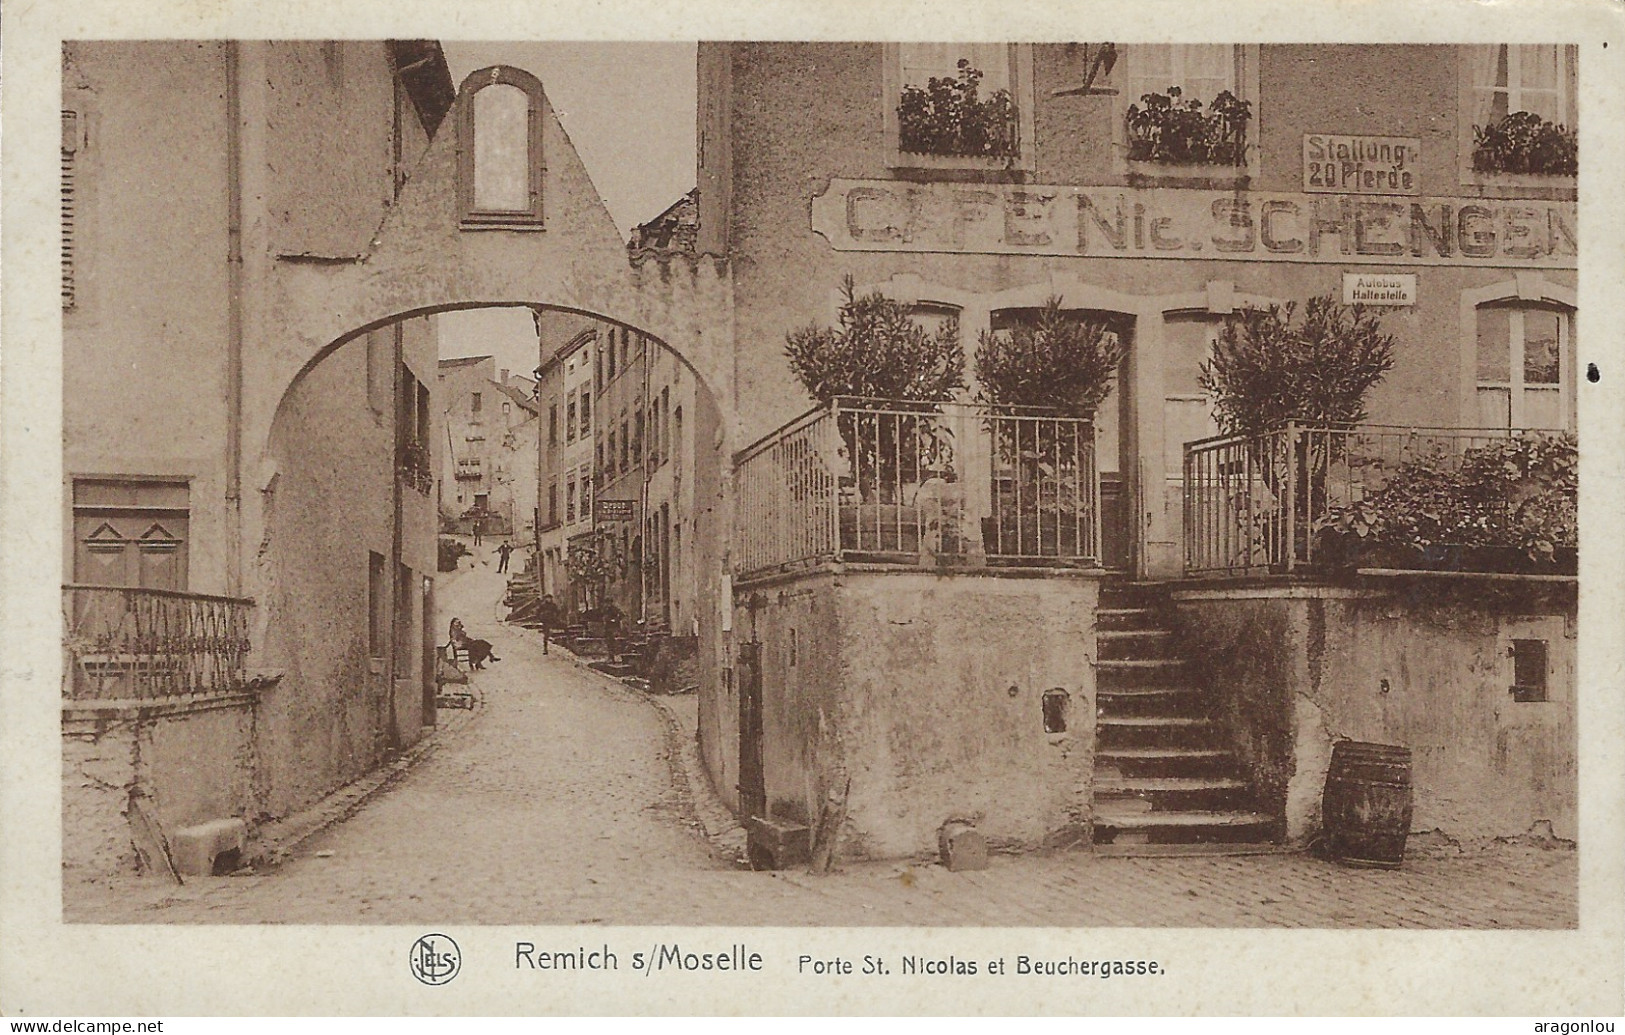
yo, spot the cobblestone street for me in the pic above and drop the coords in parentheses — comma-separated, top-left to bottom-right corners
(65, 552, 1577, 929)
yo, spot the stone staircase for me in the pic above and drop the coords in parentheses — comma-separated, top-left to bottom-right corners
(1091, 581, 1277, 848)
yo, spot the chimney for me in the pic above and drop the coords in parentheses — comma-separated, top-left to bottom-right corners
(500, 368, 510, 385)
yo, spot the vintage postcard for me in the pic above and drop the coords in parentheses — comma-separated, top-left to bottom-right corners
(2, 0, 1622, 1018)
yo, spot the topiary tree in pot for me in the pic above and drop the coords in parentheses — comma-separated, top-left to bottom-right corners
(785, 275, 965, 406)
(974, 297, 1126, 417)
(973, 298, 1128, 557)
(1199, 294, 1397, 567)
(785, 277, 966, 554)
(1200, 294, 1396, 440)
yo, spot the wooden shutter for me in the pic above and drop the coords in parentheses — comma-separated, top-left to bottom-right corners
(62, 110, 80, 309)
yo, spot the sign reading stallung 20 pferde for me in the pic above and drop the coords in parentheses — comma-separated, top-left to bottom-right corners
(809, 179, 1575, 268)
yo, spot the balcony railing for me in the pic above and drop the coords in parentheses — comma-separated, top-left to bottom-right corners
(1183, 423, 1574, 577)
(734, 398, 1100, 579)
(62, 585, 254, 701)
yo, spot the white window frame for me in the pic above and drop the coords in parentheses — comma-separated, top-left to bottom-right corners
(1459, 276, 1576, 432)
(883, 43, 1036, 173)
(1458, 44, 1578, 193)
(1113, 44, 1259, 182)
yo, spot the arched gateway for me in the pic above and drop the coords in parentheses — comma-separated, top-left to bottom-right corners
(244, 66, 737, 812)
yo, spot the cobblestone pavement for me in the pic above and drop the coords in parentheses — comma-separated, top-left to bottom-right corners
(65, 550, 1577, 928)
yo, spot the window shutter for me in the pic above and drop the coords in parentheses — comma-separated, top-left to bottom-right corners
(62, 110, 80, 309)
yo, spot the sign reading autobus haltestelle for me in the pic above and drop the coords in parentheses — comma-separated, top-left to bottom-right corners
(809, 179, 1575, 268)
(1304, 134, 1421, 195)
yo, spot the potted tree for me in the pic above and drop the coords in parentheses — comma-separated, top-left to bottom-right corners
(785, 276, 965, 555)
(973, 298, 1127, 557)
(1198, 294, 1397, 568)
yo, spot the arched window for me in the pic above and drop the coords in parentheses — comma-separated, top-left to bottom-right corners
(1475, 303, 1573, 430)
(457, 66, 546, 228)
(1462, 278, 1576, 432)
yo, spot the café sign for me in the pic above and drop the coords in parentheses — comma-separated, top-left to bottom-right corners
(1304, 134, 1421, 195)
(809, 179, 1575, 269)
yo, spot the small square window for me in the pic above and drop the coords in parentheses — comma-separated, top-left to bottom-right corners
(1510, 639, 1548, 703)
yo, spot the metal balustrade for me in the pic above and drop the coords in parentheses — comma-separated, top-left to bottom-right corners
(733, 397, 1100, 578)
(1183, 422, 1570, 576)
(62, 585, 254, 700)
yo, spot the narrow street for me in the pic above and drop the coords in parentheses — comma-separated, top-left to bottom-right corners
(65, 545, 1577, 928)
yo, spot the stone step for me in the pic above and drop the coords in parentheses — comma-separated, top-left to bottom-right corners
(1093, 808, 1274, 830)
(1095, 607, 1164, 631)
(1098, 715, 1213, 728)
(1096, 658, 1186, 671)
(1094, 775, 1248, 794)
(1095, 746, 1229, 763)
(1097, 628, 1173, 643)
(1097, 684, 1202, 698)
(1097, 628, 1178, 660)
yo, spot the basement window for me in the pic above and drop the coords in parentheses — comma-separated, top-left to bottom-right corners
(1510, 639, 1549, 703)
(1042, 688, 1070, 734)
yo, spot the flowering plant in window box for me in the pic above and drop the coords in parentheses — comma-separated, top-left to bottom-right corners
(1125, 86, 1250, 166)
(1472, 111, 1577, 177)
(897, 60, 1019, 159)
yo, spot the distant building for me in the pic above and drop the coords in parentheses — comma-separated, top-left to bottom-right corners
(437, 354, 538, 537)
(534, 315, 602, 607)
(628, 188, 698, 252)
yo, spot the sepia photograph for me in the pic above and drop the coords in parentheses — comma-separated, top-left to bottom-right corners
(4, 0, 1623, 1018)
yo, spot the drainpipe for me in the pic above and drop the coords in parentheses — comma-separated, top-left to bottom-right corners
(639, 334, 652, 624)
(386, 322, 404, 754)
(225, 42, 244, 596)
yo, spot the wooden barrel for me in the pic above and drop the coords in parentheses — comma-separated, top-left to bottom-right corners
(1322, 741, 1414, 869)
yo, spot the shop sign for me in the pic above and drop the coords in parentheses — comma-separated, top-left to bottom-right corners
(809, 179, 1575, 269)
(594, 499, 635, 523)
(1304, 134, 1421, 195)
(1343, 272, 1416, 306)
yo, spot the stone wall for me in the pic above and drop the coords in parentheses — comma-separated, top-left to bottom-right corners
(736, 568, 1100, 859)
(62, 696, 257, 880)
(1174, 577, 1577, 843)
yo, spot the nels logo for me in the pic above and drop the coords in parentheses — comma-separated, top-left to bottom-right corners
(409, 933, 462, 986)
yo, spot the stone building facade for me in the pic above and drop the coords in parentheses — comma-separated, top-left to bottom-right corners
(699, 42, 1579, 860)
(61, 40, 455, 876)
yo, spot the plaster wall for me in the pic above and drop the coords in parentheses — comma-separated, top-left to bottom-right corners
(261, 335, 395, 814)
(265, 41, 396, 259)
(62, 42, 235, 594)
(1174, 580, 1577, 843)
(738, 569, 1100, 859)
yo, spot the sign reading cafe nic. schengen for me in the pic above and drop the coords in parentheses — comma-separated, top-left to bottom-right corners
(809, 179, 1576, 269)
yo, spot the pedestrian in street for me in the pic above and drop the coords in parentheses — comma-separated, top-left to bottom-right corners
(497, 541, 512, 573)
(472, 519, 483, 547)
(539, 593, 559, 655)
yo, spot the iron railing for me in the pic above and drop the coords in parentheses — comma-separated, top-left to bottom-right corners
(734, 398, 1100, 578)
(62, 585, 254, 700)
(1183, 422, 1568, 576)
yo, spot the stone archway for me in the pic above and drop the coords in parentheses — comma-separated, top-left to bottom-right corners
(234, 67, 738, 814)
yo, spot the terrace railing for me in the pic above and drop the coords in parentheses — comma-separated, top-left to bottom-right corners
(734, 397, 1100, 579)
(62, 585, 254, 701)
(1183, 422, 1567, 577)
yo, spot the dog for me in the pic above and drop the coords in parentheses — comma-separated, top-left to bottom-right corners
(464, 637, 500, 670)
